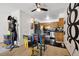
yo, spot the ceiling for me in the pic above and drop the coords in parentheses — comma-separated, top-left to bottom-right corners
(0, 3, 69, 21)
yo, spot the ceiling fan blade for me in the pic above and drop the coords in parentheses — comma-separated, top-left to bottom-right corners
(31, 9, 36, 12)
(40, 8, 48, 11)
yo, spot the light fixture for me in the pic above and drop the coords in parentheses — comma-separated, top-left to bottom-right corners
(31, 17, 35, 23)
(31, 3, 48, 12)
(46, 15, 50, 20)
(46, 26, 51, 29)
(36, 8, 41, 12)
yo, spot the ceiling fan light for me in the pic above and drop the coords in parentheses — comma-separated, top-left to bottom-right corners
(36, 8, 41, 12)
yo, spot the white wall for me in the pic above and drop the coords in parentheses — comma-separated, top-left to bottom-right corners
(19, 10, 31, 45)
(11, 10, 31, 45)
(0, 14, 8, 42)
(0, 5, 18, 43)
(0, 9, 31, 46)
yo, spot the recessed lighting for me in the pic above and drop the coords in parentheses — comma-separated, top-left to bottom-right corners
(46, 15, 50, 20)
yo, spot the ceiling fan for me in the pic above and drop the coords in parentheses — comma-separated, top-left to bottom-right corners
(31, 3, 48, 12)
